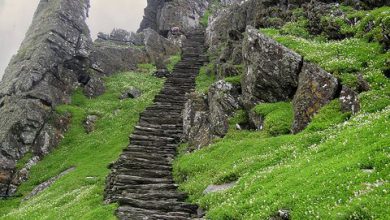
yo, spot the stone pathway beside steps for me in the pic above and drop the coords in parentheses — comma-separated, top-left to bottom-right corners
(105, 28, 207, 220)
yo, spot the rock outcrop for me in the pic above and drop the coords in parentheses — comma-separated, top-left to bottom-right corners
(91, 28, 180, 75)
(183, 80, 240, 150)
(0, 0, 92, 197)
(208, 80, 241, 136)
(183, 93, 213, 150)
(292, 63, 339, 133)
(138, 0, 209, 35)
(242, 26, 302, 108)
(339, 86, 360, 114)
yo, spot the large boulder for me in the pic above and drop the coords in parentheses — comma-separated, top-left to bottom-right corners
(292, 63, 339, 133)
(143, 28, 181, 64)
(242, 26, 302, 108)
(90, 41, 149, 75)
(0, 0, 92, 197)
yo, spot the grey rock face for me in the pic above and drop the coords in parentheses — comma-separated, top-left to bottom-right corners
(340, 86, 360, 114)
(208, 80, 241, 136)
(0, 0, 91, 197)
(183, 81, 240, 150)
(143, 28, 181, 64)
(138, 0, 166, 33)
(90, 41, 149, 75)
(242, 26, 302, 108)
(84, 115, 99, 134)
(248, 110, 264, 131)
(83, 76, 106, 98)
(292, 63, 339, 133)
(183, 92, 213, 151)
(109, 28, 132, 43)
(91, 28, 180, 75)
(203, 181, 236, 194)
(269, 209, 291, 220)
(206, 0, 288, 50)
(220, 0, 246, 5)
(120, 88, 142, 100)
(139, 0, 209, 34)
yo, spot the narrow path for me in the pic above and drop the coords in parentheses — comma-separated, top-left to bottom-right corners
(105, 28, 207, 220)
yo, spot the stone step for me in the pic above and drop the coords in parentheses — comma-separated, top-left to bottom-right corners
(118, 197, 198, 214)
(117, 206, 193, 220)
(114, 167, 173, 179)
(105, 30, 206, 219)
(123, 145, 177, 155)
(121, 191, 187, 201)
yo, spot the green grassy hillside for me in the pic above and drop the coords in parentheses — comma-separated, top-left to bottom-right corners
(174, 5, 390, 220)
(0, 67, 164, 219)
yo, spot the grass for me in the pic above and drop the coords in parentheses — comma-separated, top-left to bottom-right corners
(253, 102, 294, 136)
(174, 103, 390, 219)
(0, 67, 164, 219)
(166, 54, 181, 72)
(196, 63, 216, 94)
(260, 29, 389, 89)
(200, 10, 211, 27)
(174, 5, 390, 220)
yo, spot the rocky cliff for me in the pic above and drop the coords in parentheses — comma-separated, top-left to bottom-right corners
(0, 0, 92, 197)
(138, 0, 209, 35)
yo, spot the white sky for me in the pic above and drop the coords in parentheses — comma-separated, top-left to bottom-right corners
(0, 0, 147, 80)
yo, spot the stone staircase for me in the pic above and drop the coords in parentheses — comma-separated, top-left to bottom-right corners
(105, 28, 207, 220)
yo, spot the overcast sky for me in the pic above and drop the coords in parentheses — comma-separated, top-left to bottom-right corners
(0, 0, 146, 80)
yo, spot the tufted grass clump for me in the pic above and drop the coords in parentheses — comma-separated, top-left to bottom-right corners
(196, 62, 216, 94)
(253, 102, 294, 136)
(166, 54, 181, 72)
(305, 100, 351, 132)
(0, 69, 164, 219)
(200, 9, 211, 27)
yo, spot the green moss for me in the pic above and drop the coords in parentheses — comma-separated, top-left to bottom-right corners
(200, 10, 211, 27)
(0, 71, 164, 219)
(305, 100, 351, 132)
(360, 87, 390, 113)
(228, 110, 248, 128)
(15, 153, 33, 171)
(253, 102, 294, 136)
(280, 19, 310, 39)
(137, 63, 156, 74)
(196, 63, 216, 94)
(167, 54, 181, 72)
(356, 7, 390, 47)
(260, 27, 389, 94)
(224, 75, 241, 85)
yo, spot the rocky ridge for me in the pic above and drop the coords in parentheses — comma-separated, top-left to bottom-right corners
(0, 0, 92, 197)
